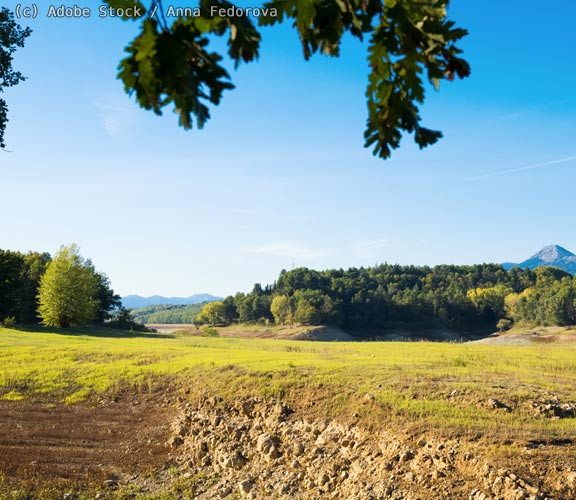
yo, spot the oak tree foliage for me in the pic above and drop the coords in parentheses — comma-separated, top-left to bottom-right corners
(107, 0, 470, 159)
(0, 8, 31, 149)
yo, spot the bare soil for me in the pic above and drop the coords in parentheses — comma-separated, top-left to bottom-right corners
(0, 391, 176, 491)
(149, 324, 358, 341)
(473, 325, 576, 345)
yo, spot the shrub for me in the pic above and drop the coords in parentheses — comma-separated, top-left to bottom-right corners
(2, 316, 16, 328)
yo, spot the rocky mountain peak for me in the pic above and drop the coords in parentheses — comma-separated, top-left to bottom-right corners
(531, 244, 575, 263)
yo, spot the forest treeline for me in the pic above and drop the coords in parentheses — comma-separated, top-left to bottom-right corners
(197, 264, 576, 334)
(3, 245, 576, 333)
(0, 245, 141, 329)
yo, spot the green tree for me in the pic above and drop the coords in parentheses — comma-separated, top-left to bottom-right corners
(0, 249, 25, 321)
(270, 295, 293, 325)
(0, 8, 32, 149)
(293, 298, 320, 325)
(292, 289, 335, 325)
(106, 0, 469, 159)
(0, 249, 51, 324)
(37, 244, 100, 328)
(197, 300, 227, 326)
(86, 261, 122, 323)
(16, 251, 51, 323)
(221, 295, 239, 324)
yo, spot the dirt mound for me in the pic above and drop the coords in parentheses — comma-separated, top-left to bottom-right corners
(289, 326, 357, 341)
(473, 326, 576, 345)
(150, 324, 358, 342)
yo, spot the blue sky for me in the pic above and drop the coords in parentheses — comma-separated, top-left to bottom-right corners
(2, 1, 576, 297)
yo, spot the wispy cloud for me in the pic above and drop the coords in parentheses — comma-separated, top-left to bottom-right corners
(353, 239, 393, 259)
(92, 95, 138, 138)
(487, 111, 526, 124)
(464, 155, 576, 182)
(247, 243, 327, 261)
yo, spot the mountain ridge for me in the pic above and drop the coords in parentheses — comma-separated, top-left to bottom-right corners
(503, 244, 576, 275)
(121, 294, 222, 309)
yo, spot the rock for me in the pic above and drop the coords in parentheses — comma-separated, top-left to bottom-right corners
(223, 452, 246, 469)
(161, 395, 561, 500)
(171, 436, 184, 447)
(487, 398, 512, 412)
(317, 472, 330, 486)
(220, 486, 233, 497)
(256, 433, 274, 454)
(292, 441, 305, 456)
(238, 479, 253, 494)
(431, 470, 445, 480)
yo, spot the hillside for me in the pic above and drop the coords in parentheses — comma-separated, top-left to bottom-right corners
(130, 303, 204, 324)
(503, 244, 576, 274)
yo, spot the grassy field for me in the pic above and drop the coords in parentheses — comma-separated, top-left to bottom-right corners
(1, 325, 576, 444)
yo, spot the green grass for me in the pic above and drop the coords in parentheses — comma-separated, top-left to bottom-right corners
(1, 326, 576, 441)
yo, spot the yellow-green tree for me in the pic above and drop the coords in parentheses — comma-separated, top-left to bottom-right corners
(270, 295, 293, 325)
(466, 285, 511, 319)
(504, 289, 533, 322)
(37, 244, 99, 328)
(196, 301, 227, 326)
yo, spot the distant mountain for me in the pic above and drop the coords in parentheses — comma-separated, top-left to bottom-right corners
(122, 293, 222, 309)
(503, 245, 576, 275)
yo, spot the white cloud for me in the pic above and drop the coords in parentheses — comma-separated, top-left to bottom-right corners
(247, 243, 327, 261)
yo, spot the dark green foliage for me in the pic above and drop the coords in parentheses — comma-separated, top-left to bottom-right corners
(107, 0, 469, 159)
(0, 7, 32, 148)
(512, 274, 576, 327)
(363, 1, 470, 158)
(116, 0, 259, 130)
(234, 285, 273, 323)
(17, 252, 51, 323)
(86, 260, 122, 323)
(292, 289, 337, 325)
(239, 264, 548, 334)
(262, 264, 576, 331)
(0, 249, 50, 323)
(0, 249, 25, 320)
(221, 295, 239, 324)
(107, 306, 151, 332)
